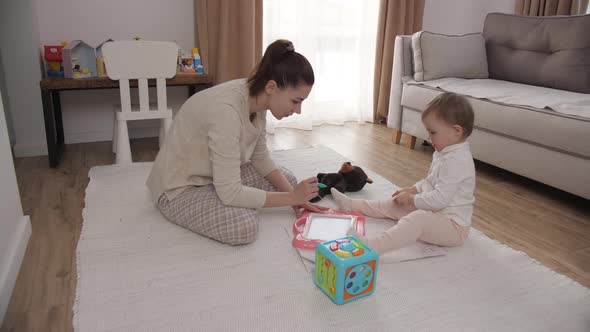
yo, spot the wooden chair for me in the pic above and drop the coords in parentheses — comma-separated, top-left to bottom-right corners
(102, 40, 178, 164)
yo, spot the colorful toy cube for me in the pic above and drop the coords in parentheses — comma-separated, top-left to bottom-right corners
(314, 236, 378, 304)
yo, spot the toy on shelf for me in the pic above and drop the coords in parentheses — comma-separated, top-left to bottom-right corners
(95, 39, 113, 77)
(177, 47, 205, 74)
(177, 49, 195, 73)
(314, 236, 378, 304)
(192, 47, 204, 74)
(43, 42, 66, 77)
(63, 40, 97, 79)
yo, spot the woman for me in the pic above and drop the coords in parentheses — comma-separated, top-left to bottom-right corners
(147, 39, 325, 245)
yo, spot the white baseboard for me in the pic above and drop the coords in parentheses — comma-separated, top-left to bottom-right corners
(65, 130, 113, 144)
(13, 126, 160, 154)
(0, 215, 31, 324)
(65, 126, 160, 144)
(12, 142, 47, 158)
(128, 126, 160, 139)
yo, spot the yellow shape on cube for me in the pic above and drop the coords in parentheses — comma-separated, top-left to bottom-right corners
(335, 250, 351, 258)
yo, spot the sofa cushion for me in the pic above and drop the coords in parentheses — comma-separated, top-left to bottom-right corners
(411, 31, 489, 82)
(406, 77, 590, 118)
(483, 13, 590, 94)
(400, 83, 590, 159)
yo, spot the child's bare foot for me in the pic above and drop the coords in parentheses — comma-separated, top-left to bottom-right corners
(330, 188, 352, 211)
(347, 227, 368, 243)
(346, 228, 383, 254)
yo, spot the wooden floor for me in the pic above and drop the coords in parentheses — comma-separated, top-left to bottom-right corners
(2, 123, 589, 331)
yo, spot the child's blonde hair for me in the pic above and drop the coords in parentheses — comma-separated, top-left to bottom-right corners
(422, 92, 475, 138)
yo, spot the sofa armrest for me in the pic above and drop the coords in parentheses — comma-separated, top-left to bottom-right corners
(387, 35, 413, 129)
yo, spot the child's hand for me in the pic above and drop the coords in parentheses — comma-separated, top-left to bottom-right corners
(393, 192, 416, 208)
(392, 186, 418, 197)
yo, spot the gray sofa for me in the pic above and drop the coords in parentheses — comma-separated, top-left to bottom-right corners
(387, 13, 590, 199)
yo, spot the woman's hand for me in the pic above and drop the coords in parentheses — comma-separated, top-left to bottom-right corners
(263, 176, 322, 209)
(292, 177, 320, 205)
(292, 202, 331, 217)
(392, 186, 418, 198)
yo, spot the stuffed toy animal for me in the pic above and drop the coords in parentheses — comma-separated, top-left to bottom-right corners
(310, 162, 373, 203)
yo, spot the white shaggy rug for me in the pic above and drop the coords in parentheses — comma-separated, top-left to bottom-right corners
(75, 146, 590, 331)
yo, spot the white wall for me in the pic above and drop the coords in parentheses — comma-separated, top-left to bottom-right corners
(36, 0, 195, 146)
(0, 53, 15, 146)
(0, 90, 32, 325)
(0, 0, 46, 157)
(37, 0, 194, 49)
(423, 0, 515, 34)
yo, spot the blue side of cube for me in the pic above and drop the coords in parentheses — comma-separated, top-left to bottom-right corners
(314, 236, 379, 305)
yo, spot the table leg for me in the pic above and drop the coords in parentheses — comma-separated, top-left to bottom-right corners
(42, 90, 64, 167)
(52, 91, 64, 146)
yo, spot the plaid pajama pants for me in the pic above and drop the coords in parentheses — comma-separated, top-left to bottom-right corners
(157, 163, 297, 245)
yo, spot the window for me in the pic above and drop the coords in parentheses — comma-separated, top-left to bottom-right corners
(263, 0, 380, 131)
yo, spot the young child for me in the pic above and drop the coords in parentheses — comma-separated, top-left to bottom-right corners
(331, 92, 475, 254)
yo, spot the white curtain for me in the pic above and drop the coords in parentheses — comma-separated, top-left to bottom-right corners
(263, 0, 380, 133)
